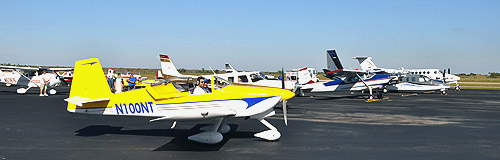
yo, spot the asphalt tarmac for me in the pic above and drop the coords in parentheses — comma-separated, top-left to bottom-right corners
(1, 85, 499, 159)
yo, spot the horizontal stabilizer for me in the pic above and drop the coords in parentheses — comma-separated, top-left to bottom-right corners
(64, 96, 110, 107)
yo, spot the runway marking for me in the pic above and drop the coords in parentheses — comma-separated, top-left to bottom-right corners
(272, 112, 463, 126)
(365, 97, 389, 102)
(402, 93, 418, 97)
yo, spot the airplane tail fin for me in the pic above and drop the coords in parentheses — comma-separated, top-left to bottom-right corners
(353, 56, 378, 71)
(66, 58, 112, 112)
(225, 63, 238, 73)
(160, 54, 182, 77)
(326, 50, 344, 71)
(156, 70, 164, 79)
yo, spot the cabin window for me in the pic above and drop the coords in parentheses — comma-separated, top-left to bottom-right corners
(213, 77, 230, 90)
(228, 77, 234, 83)
(434, 71, 438, 74)
(250, 74, 263, 82)
(411, 77, 416, 81)
(238, 75, 248, 83)
(427, 71, 430, 74)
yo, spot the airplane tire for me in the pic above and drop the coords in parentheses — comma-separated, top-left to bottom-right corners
(16, 88, 26, 94)
(49, 89, 57, 95)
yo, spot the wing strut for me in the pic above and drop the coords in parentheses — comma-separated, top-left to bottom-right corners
(355, 73, 373, 99)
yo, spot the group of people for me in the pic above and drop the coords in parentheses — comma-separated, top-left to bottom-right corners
(106, 68, 137, 93)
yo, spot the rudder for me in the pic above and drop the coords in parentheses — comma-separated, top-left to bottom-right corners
(159, 54, 182, 77)
(326, 50, 344, 71)
(68, 58, 112, 100)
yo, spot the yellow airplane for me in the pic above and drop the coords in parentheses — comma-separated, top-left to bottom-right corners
(65, 58, 294, 144)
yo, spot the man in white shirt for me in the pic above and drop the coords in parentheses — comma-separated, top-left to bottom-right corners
(39, 71, 51, 96)
(192, 77, 211, 95)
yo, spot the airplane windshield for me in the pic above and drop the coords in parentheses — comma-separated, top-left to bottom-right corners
(153, 77, 194, 92)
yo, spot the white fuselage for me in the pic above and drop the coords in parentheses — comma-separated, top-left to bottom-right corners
(214, 71, 296, 90)
(0, 70, 62, 88)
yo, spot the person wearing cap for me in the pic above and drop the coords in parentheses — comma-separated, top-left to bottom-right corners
(39, 71, 51, 96)
(127, 73, 137, 91)
(192, 77, 211, 95)
(106, 68, 115, 91)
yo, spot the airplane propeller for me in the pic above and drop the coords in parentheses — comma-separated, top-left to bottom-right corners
(55, 71, 69, 86)
(442, 69, 447, 83)
(281, 67, 288, 126)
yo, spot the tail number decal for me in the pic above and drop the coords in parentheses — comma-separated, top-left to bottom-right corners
(115, 102, 154, 115)
(4, 78, 17, 84)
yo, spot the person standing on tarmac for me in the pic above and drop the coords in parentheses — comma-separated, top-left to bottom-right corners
(114, 73, 123, 93)
(127, 73, 137, 91)
(107, 68, 115, 91)
(39, 71, 50, 97)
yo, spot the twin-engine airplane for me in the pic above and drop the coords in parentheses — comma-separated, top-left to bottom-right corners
(0, 65, 72, 94)
(353, 56, 461, 91)
(65, 58, 294, 144)
(300, 50, 393, 99)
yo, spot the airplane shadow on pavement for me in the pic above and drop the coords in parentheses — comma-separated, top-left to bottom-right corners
(75, 124, 255, 151)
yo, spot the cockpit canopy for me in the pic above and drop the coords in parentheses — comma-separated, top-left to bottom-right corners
(153, 76, 232, 93)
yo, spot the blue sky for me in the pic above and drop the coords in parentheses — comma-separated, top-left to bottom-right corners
(1, 0, 499, 74)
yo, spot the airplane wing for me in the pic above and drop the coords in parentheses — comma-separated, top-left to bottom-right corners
(47, 67, 74, 71)
(323, 68, 366, 80)
(0, 65, 40, 71)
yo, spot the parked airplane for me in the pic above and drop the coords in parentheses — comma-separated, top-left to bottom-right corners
(353, 56, 461, 91)
(300, 50, 393, 99)
(286, 67, 319, 85)
(159, 54, 296, 91)
(387, 74, 450, 94)
(65, 58, 294, 144)
(0, 65, 72, 94)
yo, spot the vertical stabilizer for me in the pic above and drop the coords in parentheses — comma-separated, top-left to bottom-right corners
(326, 50, 344, 71)
(225, 63, 238, 73)
(67, 58, 112, 111)
(160, 54, 182, 77)
(156, 70, 164, 79)
(353, 56, 378, 71)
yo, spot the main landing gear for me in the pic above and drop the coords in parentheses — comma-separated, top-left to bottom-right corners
(187, 110, 281, 144)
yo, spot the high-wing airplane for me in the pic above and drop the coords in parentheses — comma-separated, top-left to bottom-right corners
(65, 58, 294, 144)
(0, 65, 72, 94)
(300, 50, 393, 99)
(353, 56, 461, 91)
(159, 54, 296, 91)
(387, 74, 450, 95)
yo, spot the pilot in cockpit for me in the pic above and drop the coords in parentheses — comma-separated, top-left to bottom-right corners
(192, 77, 211, 95)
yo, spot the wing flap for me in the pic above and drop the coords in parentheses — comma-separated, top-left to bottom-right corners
(64, 96, 110, 107)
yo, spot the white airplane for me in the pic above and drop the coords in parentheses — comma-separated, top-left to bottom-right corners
(300, 50, 393, 99)
(0, 65, 72, 94)
(65, 58, 294, 144)
(159, 54, 296, 91)
(387, 74, 450, 95)
(353, 56, 461, 91)
(286, 67, 320, 85)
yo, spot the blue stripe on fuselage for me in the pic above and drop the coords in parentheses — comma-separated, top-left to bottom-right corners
(323, 74, 390, 87)
(155, 96, 275, 109)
